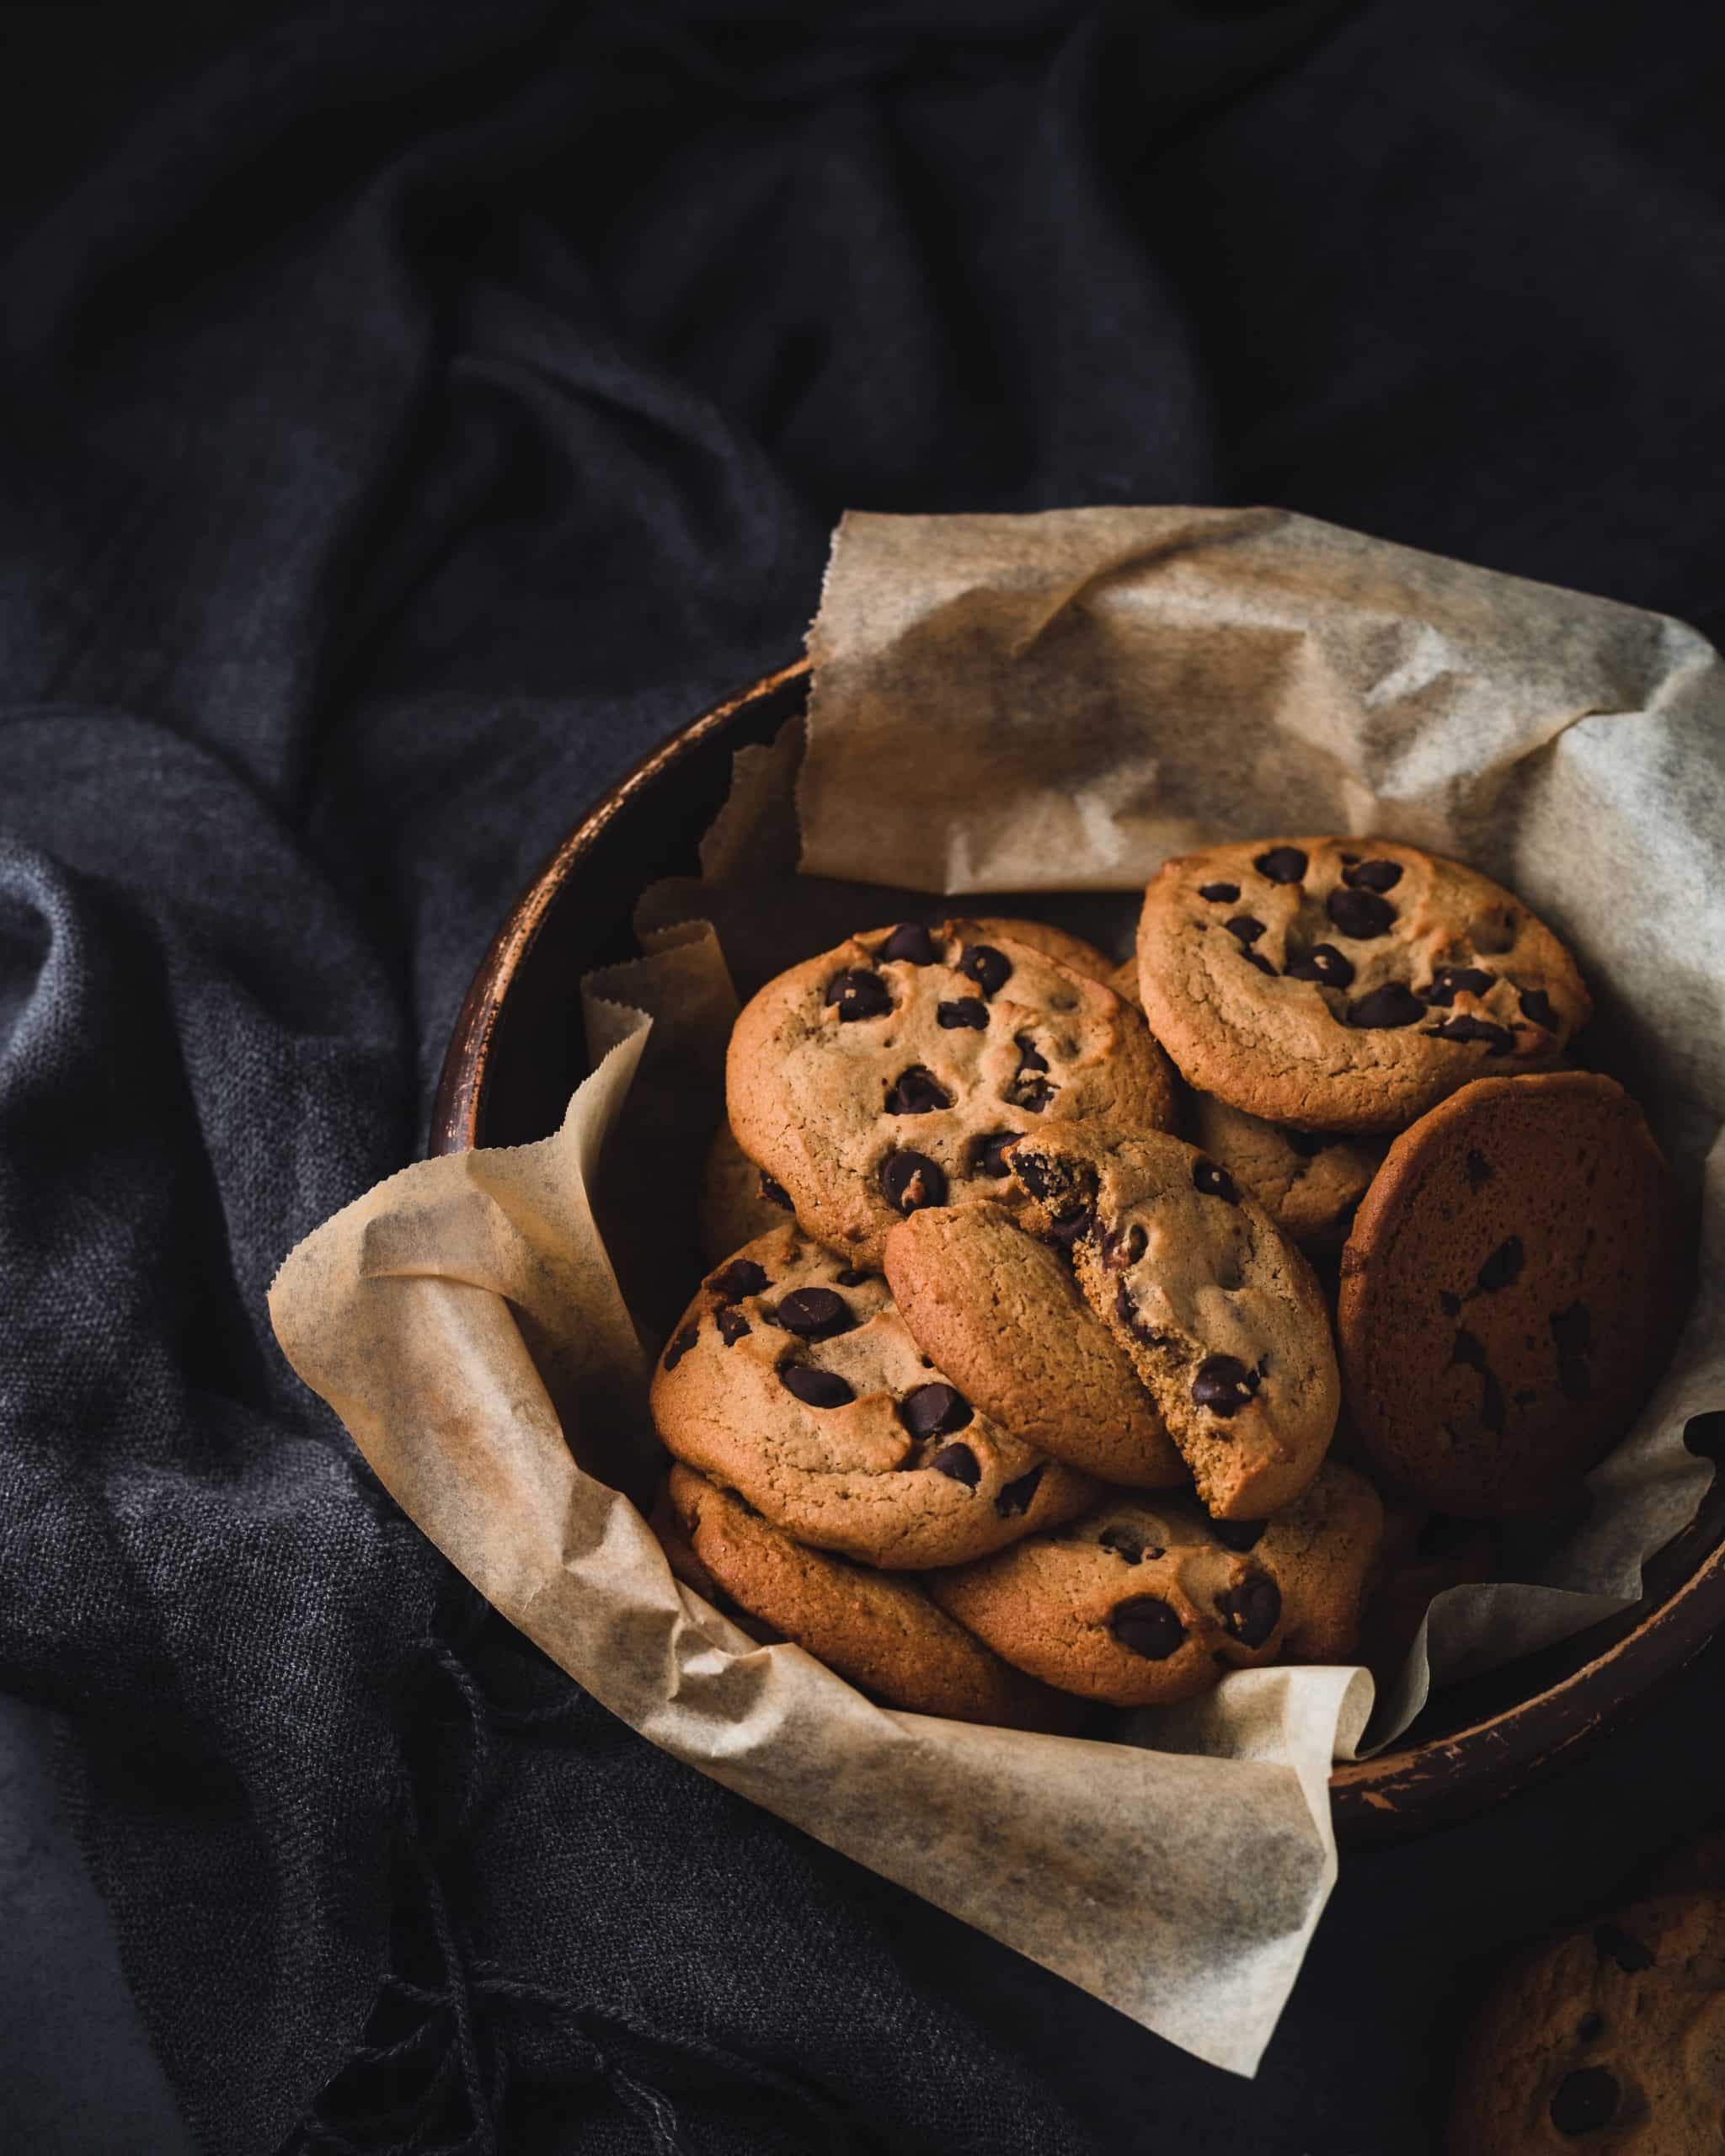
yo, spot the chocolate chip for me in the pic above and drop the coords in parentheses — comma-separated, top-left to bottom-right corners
(1439, 1291, 1463, 1316)
(1012, 1077, 1057, 1113)
(778, 1363, 854, 1408)
(958, 943, 1012, 996)
(1478, 1367, 1506, 1433)
(1192, 1354, 1260, 1417)
(662, 1324, 699, 1372)
(884, 1066, 951, 1115)
(1285, 1129, 1329, 1158)
(1519, 986, 1559, 1030)
(1577, 2013, 1605, 2046)
(1098, 1525, 1147, 1562)
(775, 1287, 855, 1340)
(878, 921, 937, 965)
(1012, 1033, 1049, 1074)
(880, 1149, 948, 1214)
(1551, 1303, 1592, 1357)
(1422, 964, 1494, 1006)
(1211, 1518, 1266, 1552)
(995, 1466, 1044, 1518)
(1548, 2068, 1618, 2136)
(1342, 858, 1402, 893)
(930, 1443, 980, 1487)
(715, 1306, 751, 1346)
(759, 1172, 794, 1211)
(1012, 1150, 1058, 1200)
(1114, 1282, 1173, 1348)
(899, 1383, 974, 1438)
(1347, 984, 1425, 1029)
(1192, 1156, 1241, 1204)
(1477, 1237, 1524, 1292)
(1450, 1328, 1488, 1372)
(1254, 846, 1308, 884)
(1224, 915, 1266, 945)
(1594, 1924, 1654, 1973)
(937, 998, 989, 1031)
(1426, 1014, 1514, 1052)
(1198, 881, 1241, 903)
(1047, 1204, 1095, 1248)
(825, 969, 891, 1021)
(972, 1129, 1015, 1178)
(1284, 943, 1354, 990)
(1465, 1150, 1493, 1189)
(1327, 887, 1396, 939)
(707, 1258, 769, 1302)
(836, 1267, 874, 1287)
(1216, 1573, 1281, 1648)
(1110, 1597, 1187, 1660)
(1242, 950, 1277, 976)
(1103, 1222, 1148, 1270)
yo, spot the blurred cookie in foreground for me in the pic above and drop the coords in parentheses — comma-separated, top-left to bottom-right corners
(654, 1468, 1084, 1732)
(1338, 1072, 1682, 1517)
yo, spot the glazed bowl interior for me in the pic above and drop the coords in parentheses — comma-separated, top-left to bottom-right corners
(432, 661, 1725, 1848)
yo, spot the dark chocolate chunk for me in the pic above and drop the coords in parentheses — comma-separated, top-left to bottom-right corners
(1548, 2068, 1617, 2136)
(1284, 943, 1354, 989)
(972, 1129, 1015, 1178)
(937, 998, 990, 1031)
(1426, 1014, 1514, 1052)
(715, 1306, 751, 1346)
(1012, 1077, 1057, 1113)
(779, 1363, 854, 1409)
(707, 1258, 769, 1302)
(1013, 1033, 1049, 1073)
(995, 1465, 1044, 1518)
(1477, 1237, 1525, 1292)
(1191, 1354, 1260, 1417)
(1254, 846, 1308, 885)
(1109, 1596, 1187, 1660)
(1478, 1367, 1506, 1433)
(1198, 881, 1241, 903)
(1342, 857, 1403, 893)
(1594, 1924, 1654, 1973)
(1098, 1525, 1147, 1562)
(880, 1149, 948, 1214)
(759, 1172, 794, 1211)
(1464, 1149, 1493, 1189)
(775, 1287, 855, 1340)
(1210, 1518, 1266, 1552)
(1449, 1328, 1488, 1372)
(958, 943, 1012, 996)
(1103, 1222, 1148, 1270)
(1550, 1302, 1592, 1358)
(899, 1383, 974, 1439)
(1224, 915, 1266, 945)
(878, 921, 937, 965)
(884, 1065, 952, 1116)
(662, 1324, 699, 1372)
(825, 969, 891, 1022)
(1576, 2012, 1605, 2046)
(1242, 949, 1277, 976)
(1193, 1156, 1241, 1204)
(1285, 1129, 1329, 1157)
(1327, 887, 1396, 940)
(930, 1442, 980, 1487)
(1115, 1281, 1167, 1347)
(1047, 1204, 1096, 1248)
(1519, 985, 1560, 1030)
(1422, 964, 1494, 1006)
(836, 1268, 874, 1287)
(1439, 1291, 1463, 1316)
(1216, 1573, 1281, 1648)
(1347, 983, 1425, 1029)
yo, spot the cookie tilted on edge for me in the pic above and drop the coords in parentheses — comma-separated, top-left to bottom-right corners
(1338, 1072, 1682, 1518)
(1007, 1125, 1341, 1519)
(650, 1225, 1097, 1570)
(1187, 1091, 1385, 1257)
(727, 921, 1175, 1267)
(1136, 838, 1589, 1133)
(654, 1466, 1086, 1732)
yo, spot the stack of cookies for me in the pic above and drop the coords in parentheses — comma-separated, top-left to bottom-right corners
(649, 841, 1683, 1730)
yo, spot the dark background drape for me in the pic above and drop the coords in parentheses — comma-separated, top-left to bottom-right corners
(2, 3, 1722, 2150)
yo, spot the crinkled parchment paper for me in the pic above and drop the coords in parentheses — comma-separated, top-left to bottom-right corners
(272, 507, 1725, 2076)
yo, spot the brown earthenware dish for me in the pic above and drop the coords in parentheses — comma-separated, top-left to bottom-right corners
(430, 659, 1724, 1848)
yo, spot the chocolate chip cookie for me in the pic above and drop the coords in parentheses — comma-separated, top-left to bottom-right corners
(925, 1491, 1286, 1707)
(726, 922, 1176, 1265)
(698, 1121, 798, 1265)
(1007, 1125, 1340, 1519)
(654, 1466, 1084, 1732)
(883, 1201, 1188, 1488)
(953, 915, 1117, 986)
(1188, 1093, 1384, 1255)
(1338, 1072, 1681, 1516)
(1450, 1893, 1725, 2152)
(1249, 1460, 1386, 1664)
(650, 1224, 1096, 1568)
(1136, 839, 1590, 1133)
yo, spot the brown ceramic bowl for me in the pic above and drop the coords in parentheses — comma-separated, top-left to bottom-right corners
(430, 659, 1724, 1847)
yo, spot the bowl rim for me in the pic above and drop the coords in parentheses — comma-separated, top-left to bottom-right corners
(430, 659, 1725, 1844)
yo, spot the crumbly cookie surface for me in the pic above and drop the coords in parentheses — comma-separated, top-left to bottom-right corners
(925, 1490, 1286, 1708)
(1007, 1124, 1340, 1518)
(650, 1224, 1096, 1569)
(1338, 1073, 1680, 1517)
(1136, 838, 1589, 1133)
(884, 1202, 1188, 1487)
(1188, 1092, 1384, 1254)
(727, 922, 1175, 1265)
